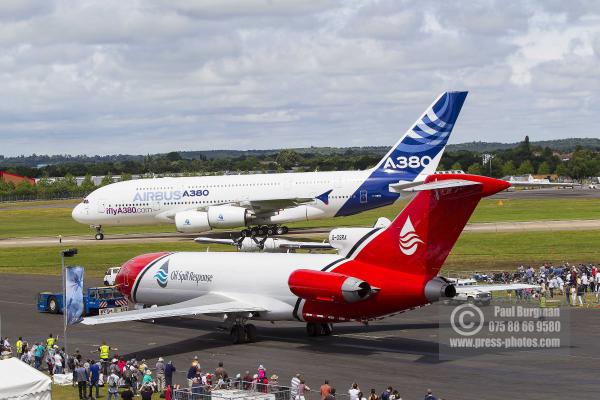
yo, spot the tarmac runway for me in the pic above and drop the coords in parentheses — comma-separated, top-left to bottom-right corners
(0, 274, 597, 399)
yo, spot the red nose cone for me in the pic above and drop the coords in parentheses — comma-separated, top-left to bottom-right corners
(116, 252, 170, 301)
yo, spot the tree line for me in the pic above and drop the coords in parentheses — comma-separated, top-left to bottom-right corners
(2, 137, 600, 201)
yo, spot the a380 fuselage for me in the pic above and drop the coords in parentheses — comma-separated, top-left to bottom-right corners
(72, 169, 404, 227)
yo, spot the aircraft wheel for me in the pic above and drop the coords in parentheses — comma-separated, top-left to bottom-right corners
(48, 297, 59, 314)
(240, 229, 250, 238)
(245, 324, 257, 342)
(95, 233, 104, 240)
(306, 323, 319, 337)
(266, 227, 275, 236)
(282, 226, 289, 234)
(275, 226, 285, 235)
(231, 325, 246, 344)
(320, 323, 333, 336)
(250, 227, 259, 236)
(257, 226, 267, 236)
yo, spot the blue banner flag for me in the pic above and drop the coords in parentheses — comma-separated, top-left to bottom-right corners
(65, 266, 85, 325)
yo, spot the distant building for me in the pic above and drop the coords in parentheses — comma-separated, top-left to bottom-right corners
(0, 171, 36, 185)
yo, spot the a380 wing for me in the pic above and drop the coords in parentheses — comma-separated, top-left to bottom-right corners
(80, 293, 267, 325)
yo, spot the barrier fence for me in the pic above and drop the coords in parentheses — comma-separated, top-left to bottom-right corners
(174, 382, 351, 400)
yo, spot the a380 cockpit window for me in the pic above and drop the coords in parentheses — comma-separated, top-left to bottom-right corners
(83, 199, 89, 204)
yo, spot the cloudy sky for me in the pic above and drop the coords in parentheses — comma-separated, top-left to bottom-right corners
(1, 0, 599, 156)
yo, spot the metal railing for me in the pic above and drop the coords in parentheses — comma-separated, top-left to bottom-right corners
(174, 382, 291, 400)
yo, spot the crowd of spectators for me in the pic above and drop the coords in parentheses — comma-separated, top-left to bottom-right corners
(1, 337, 445, 400)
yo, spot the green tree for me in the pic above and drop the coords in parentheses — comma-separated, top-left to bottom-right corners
(120, 172, 132, 181)
(501, 160, 517, 176)
(101, 173, 114, 186)
(450, 162, 462, 171)
(555, 163, 569, 178)
(537, 161, 551, 175)
(467, 163, 483, 175)
(517, 160, 534, 175)
(80, 174, 96, 193)
(276, 150, 303, 170)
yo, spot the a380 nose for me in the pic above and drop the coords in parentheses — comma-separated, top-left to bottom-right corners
(115, 252, 170, 301)
(71, 203, 84, 222)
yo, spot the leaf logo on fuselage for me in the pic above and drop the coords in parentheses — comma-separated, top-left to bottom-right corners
(399, 217, 423, 256)
(154, 260, 169, 288)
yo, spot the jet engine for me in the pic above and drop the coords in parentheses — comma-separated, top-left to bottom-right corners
(175, 210, 211, 233)
(288, 269, 377, 304)
(207, 205, 253, 228)
(424, 276, 456, 302)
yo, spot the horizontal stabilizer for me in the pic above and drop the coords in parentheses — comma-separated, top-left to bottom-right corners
(402, 179, 481, 192)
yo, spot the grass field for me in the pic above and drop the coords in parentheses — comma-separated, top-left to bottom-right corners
(2, 230, 599, 277)
(1, 197, 599, 239)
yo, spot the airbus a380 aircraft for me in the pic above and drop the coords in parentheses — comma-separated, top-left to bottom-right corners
(72, 91, 468, 240)
(82, 173, 511, 343)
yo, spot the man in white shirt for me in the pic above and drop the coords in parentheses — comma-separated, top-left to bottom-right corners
(349, 383, 360, 400)
(291, 374, 301, 400)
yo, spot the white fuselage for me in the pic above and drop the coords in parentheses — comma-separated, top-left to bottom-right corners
(72, 169, 402, 228)
(135, 252, 342, 321)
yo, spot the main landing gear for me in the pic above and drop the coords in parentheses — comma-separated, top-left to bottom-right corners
(93, 225, 104, 240)
(306, 322, 333, 337)
(240, 225, 289, 238)
(227, 316, 258, 344)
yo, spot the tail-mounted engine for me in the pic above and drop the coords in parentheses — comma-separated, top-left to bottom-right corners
(424, 276, 456, 302)
(288, 269, 378, 304)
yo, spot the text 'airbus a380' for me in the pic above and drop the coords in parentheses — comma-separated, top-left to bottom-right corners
(72, 91, 467, 240)
(82, 173, 511, 344)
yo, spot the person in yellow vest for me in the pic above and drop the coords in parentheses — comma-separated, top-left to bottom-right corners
(46, 334, 56, 350)
(15, 337, 23, 359)
(98, 341, 113, 376)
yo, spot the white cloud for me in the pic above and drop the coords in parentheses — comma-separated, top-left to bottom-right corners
(0, 0, 598, 156)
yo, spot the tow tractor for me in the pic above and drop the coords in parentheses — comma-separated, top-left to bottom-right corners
(37, 286, 128, 316)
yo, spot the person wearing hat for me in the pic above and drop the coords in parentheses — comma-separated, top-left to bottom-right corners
(156, 357, 166, 392)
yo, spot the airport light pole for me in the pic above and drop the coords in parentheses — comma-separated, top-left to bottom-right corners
(61, 248, 78, 354)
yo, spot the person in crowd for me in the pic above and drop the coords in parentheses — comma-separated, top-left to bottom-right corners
(390, 389, 401, 400)
(98, 341, 112, 376)
(381, 386, 393, 400)
(107, 369, 121, 400)
(326, 388, 336, 400)
(215, 361, 228, 380)
(140, 382, 154, 400)
(290, 374, 301, 400)
(424, 388, 437, 400)
(120, 385, 134, 400)
(368, 389, 379, 400)
(296, 378, 310, 400)
(357, 392, 367, 400)
(46, 333, 56, 350)
(243, 370, 253, 390)
(75, 363, 89, 400)
(595, 272, 600, 302)
(320, 380, 332, 400)
(53, 347, 63, 374)
(155, 357, 166, 393)
(191, 376, 205, 395)
(142, 370, 153, 387)
(187, 361, 199, 388)
(15, 337, 23, 359)
(165, 361, 176, 389)
(348, 383, 360, 400)
(118, 357, 127, 375)
(577, 277, 585, 305)
(89, 360, 100, 400)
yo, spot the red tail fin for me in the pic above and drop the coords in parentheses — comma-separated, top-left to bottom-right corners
(352, 174, 510, 279)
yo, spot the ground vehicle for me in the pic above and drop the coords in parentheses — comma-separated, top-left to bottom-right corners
(37, 286, 128, 316)
(103, 267, 121, 286)
(452, 289, 492, 306)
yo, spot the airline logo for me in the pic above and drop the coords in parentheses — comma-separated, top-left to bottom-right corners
(399, 216, 423, 256)
(133, 189, 210, 202)
(154, 260, 169, 288)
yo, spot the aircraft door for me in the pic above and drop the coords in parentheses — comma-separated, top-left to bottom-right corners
(360, 190, 368, 204)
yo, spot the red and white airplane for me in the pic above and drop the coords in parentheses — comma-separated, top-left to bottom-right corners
(82, 173, 510, 343)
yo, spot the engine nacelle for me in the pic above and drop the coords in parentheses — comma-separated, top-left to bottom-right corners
(288, 269, 376, 304)
(207, 205, 252, 228)
(424, 277, 456, 302)
(175, 210, 211, 233)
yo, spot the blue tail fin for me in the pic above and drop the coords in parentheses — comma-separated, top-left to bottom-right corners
(374, 91, 468, 181)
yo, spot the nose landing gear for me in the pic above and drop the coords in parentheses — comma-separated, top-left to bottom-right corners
(93, 225, 104, 240)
